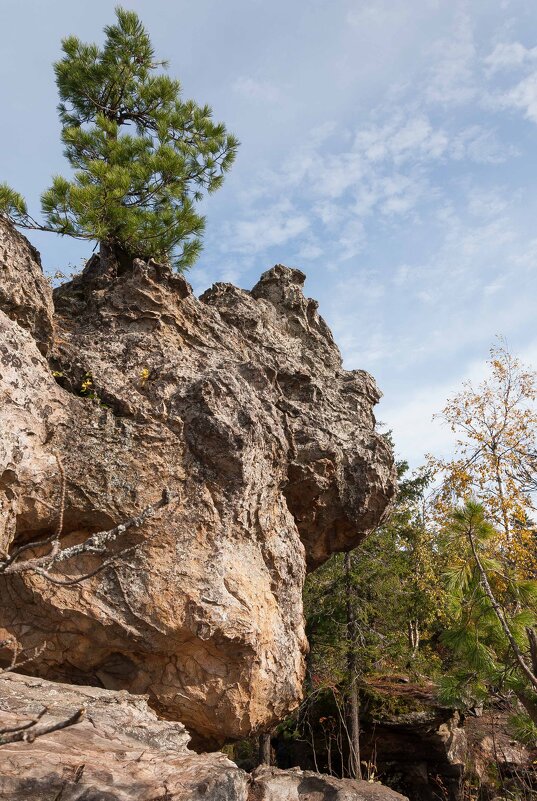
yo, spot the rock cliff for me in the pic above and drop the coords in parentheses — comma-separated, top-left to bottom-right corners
(0, 218, 395, 748)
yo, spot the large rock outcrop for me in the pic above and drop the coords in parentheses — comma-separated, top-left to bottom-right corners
(0, 221, 395, 747)
(0, 673, 408, 801)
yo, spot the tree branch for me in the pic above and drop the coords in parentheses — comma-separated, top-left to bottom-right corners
(0, 707, 85, 745)
(466, 521, 537, 692)
(1, 489, 171, 580)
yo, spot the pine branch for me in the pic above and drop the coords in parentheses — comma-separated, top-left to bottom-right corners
(466, 519, 537, 692)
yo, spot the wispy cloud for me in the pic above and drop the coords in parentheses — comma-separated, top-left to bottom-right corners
(6, 0, 536, 469)
(485, 41, 537, 72)
(232, 76, 282, 103)
(226, 200, 309, 255)
(502, 72, 537, 123)
(424, 11, 477, 105)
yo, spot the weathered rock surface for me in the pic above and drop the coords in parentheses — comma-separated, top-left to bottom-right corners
(272, 678, 536, 801)
(0, 672, 248, 800)
(0, 221, 395, 747)
(0, 673, 408, 801)
(249, 766, 408, 801)
(0, 218, 53, 355)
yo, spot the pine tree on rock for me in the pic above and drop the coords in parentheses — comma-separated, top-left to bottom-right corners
(0, 7, 238, 271)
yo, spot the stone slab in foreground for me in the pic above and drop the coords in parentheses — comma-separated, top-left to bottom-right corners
(0, 673, 407, 801)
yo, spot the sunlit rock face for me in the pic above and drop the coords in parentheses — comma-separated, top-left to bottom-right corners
(0, 220, 395, 747)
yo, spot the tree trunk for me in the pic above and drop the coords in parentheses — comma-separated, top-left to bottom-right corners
(527, 626, 537, 675)
(258, 732, 271, 766)
(345, 552, 362, 780)
(408, 619, 420, 659)
(99, 240, 132, 274)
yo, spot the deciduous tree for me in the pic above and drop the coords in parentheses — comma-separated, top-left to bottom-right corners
(432, 343, 537, 577)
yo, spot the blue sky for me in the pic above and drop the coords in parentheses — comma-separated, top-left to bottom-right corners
(2, 0, 537, 466)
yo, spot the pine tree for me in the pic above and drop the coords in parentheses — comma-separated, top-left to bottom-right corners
(301, 460, 441, 775)
(0, 7, 238, 271)
(440, 501, 537, 735)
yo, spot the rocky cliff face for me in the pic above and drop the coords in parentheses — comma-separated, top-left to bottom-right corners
(0, 219, 395, 748)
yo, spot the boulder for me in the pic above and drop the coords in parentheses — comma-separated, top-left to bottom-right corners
(0, 221, 396, 746)
(0, 672, 248, 801)
(249, 766, 408, 800)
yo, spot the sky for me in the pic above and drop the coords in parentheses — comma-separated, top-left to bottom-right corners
(1, 0, 537, 467)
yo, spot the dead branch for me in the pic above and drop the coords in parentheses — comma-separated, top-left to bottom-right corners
(0, 707, 85, 745)
(0, 639, 47, 676)
(0, 488, 171, 584)
(0, 469, 171, 747)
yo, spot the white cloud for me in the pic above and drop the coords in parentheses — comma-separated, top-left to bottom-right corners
(466, 187, 509, 219)
(424, 12, 477, 105)
(337, 219, 366, 261)
(354, 115, 448, 165)
(450, 125, 513, 164)
(232, 76, 281, 103)
(220, 110, 451, 267)
(311, 152, 364, 199)
(485, 41, 537, 72)
(378, 355, 492, 466)
(295, 241, 323, 260)
(502, 72, 537, 123)
(229, 200, 309, 254)
(484, 40, 537, 126)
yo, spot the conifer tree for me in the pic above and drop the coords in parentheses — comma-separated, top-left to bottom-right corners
(440, 501, 537, 737)
(0, 7, 238, 270)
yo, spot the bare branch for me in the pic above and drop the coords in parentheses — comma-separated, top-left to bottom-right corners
(0, 641, 47, 676)
(1, 488, 171, 581)
(0, 707, 85, 745)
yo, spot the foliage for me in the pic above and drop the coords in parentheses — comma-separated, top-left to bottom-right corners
(509, 711, 537, 746)
(439, 501, 537, 733)
(431, 342, 537, 577)
(304, 459, 440, 691)
(0, 7, 238, 270)
(282, 344, 537, 786)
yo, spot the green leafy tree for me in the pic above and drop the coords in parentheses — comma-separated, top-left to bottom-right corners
(305, 460, 439, 690)
(0, 7, 238, 270)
